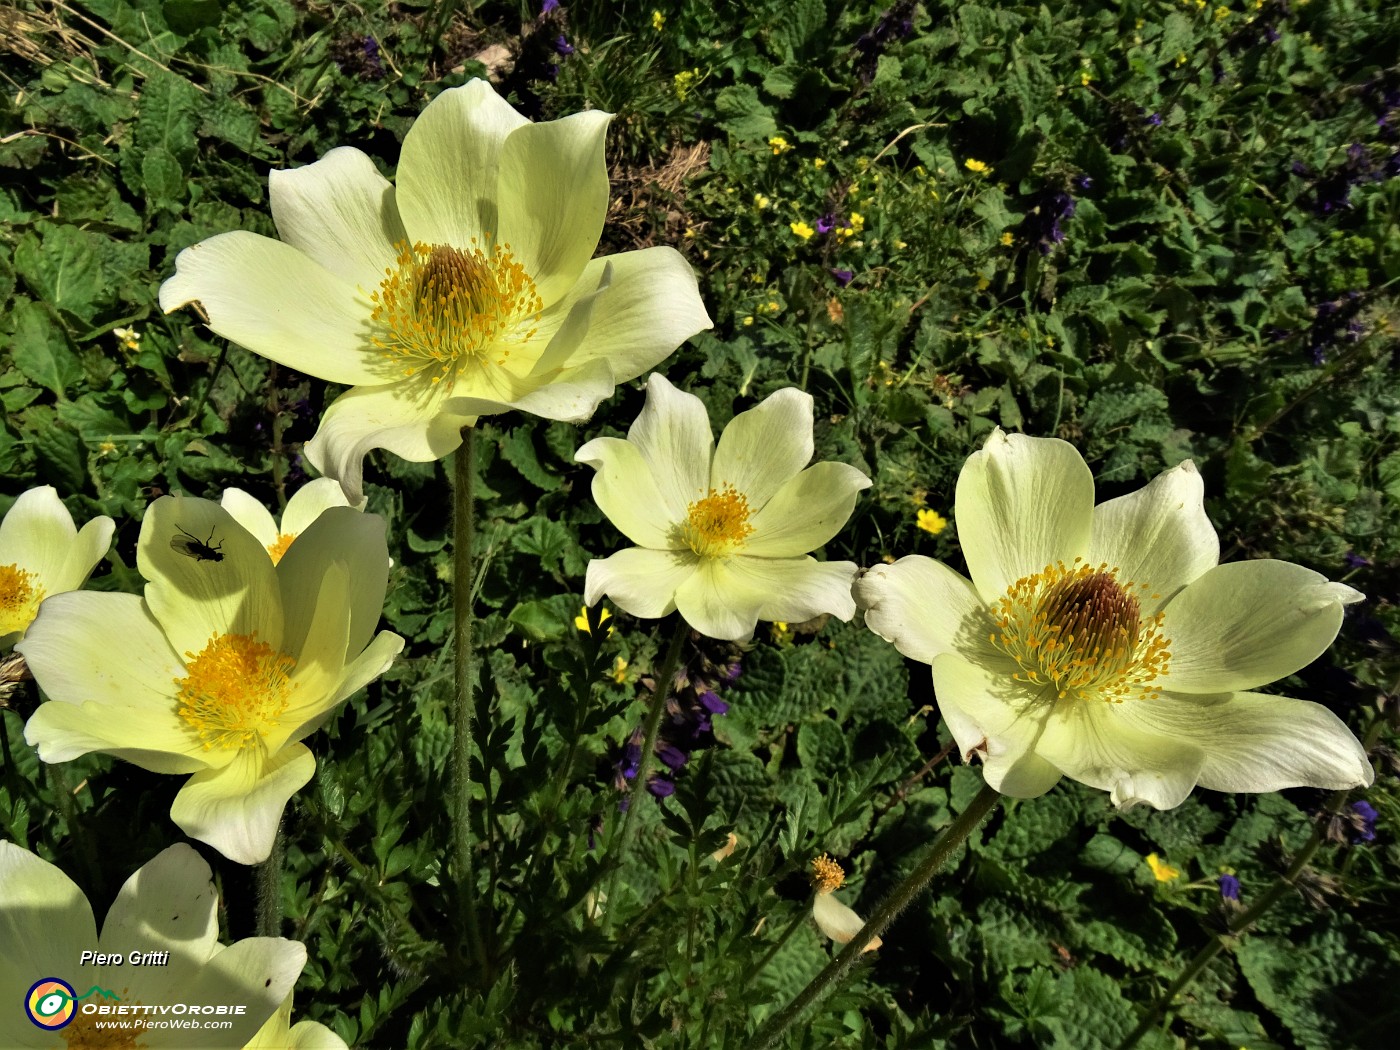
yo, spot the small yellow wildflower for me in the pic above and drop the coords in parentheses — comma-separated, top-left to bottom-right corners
(98, 440, 118, 456)
(1000, 231, 1014, 246)
(753, 193, 770, 209)
(1146, 853, 1181, 882)
(964, 158, 989, 174)
(976, 276, 990, 291)
(651, 9, 666, 30)
(1176, 51, 1188, 66)
(813, 157, 826, 169)
(1080, 71, 1093, 86)
(610, 655, 629, 684)
(575, 605, 614, 636)
(1214, 3, 1229, 18)
(673, 69, 698, 102)
(894, 239, 907, 250)
(790, 220, 815, 240)
(916, 509, 948, 536)
(766, 300, 780, 312)
(113, 326, 141, 351)
(849, 212, 865, 232)
(742, 316, 755, 326)
(769, 136, 791, 155)
(770, 621, 792, 643)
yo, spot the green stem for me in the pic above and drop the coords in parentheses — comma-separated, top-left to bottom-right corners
(601, 618, 690, 927)
(451, 426, 486, 973)
(254, 828, 284, 937)
(1118, 719, 1387, 1050)
(751, 782, 1003, 1050)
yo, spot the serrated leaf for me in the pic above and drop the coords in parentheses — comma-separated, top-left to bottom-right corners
(6, 299, 81, 398)
(13, 226, 101, 320)
(715, 85, 778, 142)
(499, 425, 562, 491)
(141, 146, 186, 205)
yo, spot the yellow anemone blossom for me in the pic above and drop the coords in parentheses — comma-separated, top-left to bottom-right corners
(159, 79, 711, 505)
(810, 854, 882, 952)
(20, 497, 404, 864)
(0, 842, 309, 1048)
(577, 374, 870, 641)
(854, 429, 1373, 809)
(0, 487, 113, 649)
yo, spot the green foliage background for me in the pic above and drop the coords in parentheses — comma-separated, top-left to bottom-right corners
(2, 0, 1399, 1046)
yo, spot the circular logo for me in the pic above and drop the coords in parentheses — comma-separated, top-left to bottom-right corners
(26, 978, 77, 1030)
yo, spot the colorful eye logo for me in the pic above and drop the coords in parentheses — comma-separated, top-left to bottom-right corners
(25, 978, 77, 1030)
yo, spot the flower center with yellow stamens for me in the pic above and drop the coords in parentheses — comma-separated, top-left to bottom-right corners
(63, 1004, 139, 1050)
(680, 484, 754, 557)
(370, 239, 542, 383)
(174, 633, 296, 751)
(0, 563, 44, 637)
(266, 533, 296, 564)
(988, 559, 1171, 704)
(811, 853, 845, 894)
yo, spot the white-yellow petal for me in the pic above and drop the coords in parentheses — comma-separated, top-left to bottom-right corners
(278, 509, 389, 662)
(930, 652, 1062, 798)
(151, 938, 306, 1049)
(626, 374, 715, 520)
(955, 428, 1094, 604)
(280, 478, 355, 536)
(854, 557, 991, 665)
(812, 891, 881, 951)
(575, 435, 687, 547)
(170, 745, 317, 865)
(1088, 459, 1218, 613)
(220, 487, 282, 550)
(1116, 689, 1374, 794)
(744, 462, 870, 557)
(532, 249, 712, 380)
(495, 108, 611, 306)
(722, 556, 860, 625)
(711, 387, 814, 508)
(395, 79, 529, 250)
(0, 841, 96, 1003)
(269, 145, 405, 290)
(19, 592, 208, 771)
(305, 382, 475, 508)
(585, 547, 698, 619)
(1036, 698, 1206, 809)
(245, 994, 349, 1050)
(158, 231, 385, 386)
(1159, 560, 1363, 693)
(138, 496, 284, 659)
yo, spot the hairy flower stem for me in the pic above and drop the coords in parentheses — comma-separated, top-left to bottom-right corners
(601, 618, 690, 929)
(1118, 717, 1386, 1050)
(451, 425, 486, 973)
(254, 828, 284, 937)
(752, 782, 1003, 1050)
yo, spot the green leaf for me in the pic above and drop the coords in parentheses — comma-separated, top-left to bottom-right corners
(715, 85, 778, 142)
(141, 146, 187, 205)
(6, 300, 81, 398)
(13, 226, 101, 320)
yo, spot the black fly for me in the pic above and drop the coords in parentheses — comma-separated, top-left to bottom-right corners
(171, 524, 225, 563)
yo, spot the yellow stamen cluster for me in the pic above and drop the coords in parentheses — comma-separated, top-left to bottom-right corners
(61, 998, 139, 1049)
(680, 484, 754, 557)
(0, 563, 44, 636)
(370, 239, 542, 384)
(811, 853, 845, 894)
(988, 559, 1171, 704)
(174, 632, 297, 751)
(266, 533, 296, 564)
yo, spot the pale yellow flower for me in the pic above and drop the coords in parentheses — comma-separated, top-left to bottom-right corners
(810, 854, 881, 952)
(160, 80, 711, 505)
(964, 158, 989, 173)
(768, 136, 791, 155)
(855, 429, 1372, 809)
(578, 375, 870, 641)
(221, 479, 354, 564)
(0, 487, 113, 649)
(21, 498, 404, 863)
(0, 842, 307, 1047)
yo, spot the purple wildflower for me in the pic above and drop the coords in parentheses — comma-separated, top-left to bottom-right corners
(854, 0, 918, 83)
(552, 34, 574, 56)
(1219, 874, 1241, 901)
(830, 268, 855, 287)
(1351, 800, 1378, 843)
(542, 0, 560, 11)
(816, 213, 837, 235)
(698, 690, 729, 716)
(658, 744, 688, 771)
(647, 774, 675, 798)
(1344, 551, 1372, 569)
